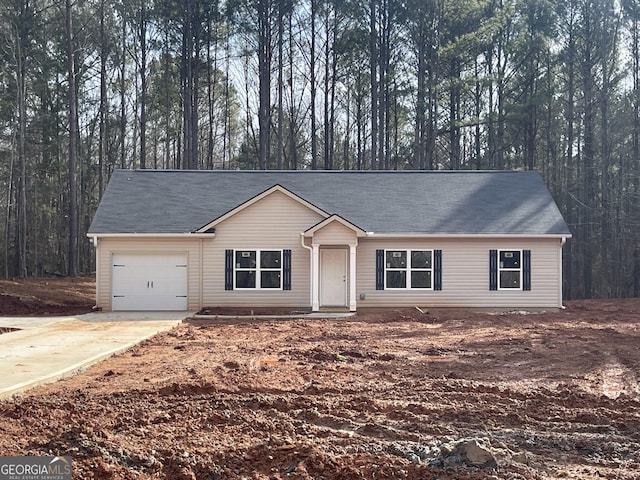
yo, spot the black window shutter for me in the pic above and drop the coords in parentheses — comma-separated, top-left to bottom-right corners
(225, 249, 233, 291)
(489, 249, 498, 291)
(376, 249, 384, 290)
(523, 249, 531, 291)
(434, 250, 442, 290)
(283, 249, 292, 290)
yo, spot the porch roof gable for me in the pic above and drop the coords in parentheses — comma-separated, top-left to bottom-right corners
(303, 214, 367, 238)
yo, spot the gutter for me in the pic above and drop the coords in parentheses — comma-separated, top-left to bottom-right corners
(365, 232, 573, 239)
(86, 233, 216, 239)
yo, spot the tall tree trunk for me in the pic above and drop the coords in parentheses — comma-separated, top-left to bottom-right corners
(377, 0, 387, 170)
(139, 0, 147, 169)
(370, 0, 378, 169)
(564, 7, 576, 300)
(356, 81, 363, 169)
(120, 6, 127, 169)
(15, 24, 27, 278)
(413, 11, 426, 170)
(5, 129, 15, 277)
(329, 15, 338, 170)
(524, 63, 537, 171)
(599, 7, 620, 295)
(288, 11, 297, 170)
(601, 47, 611, 296)
(163, 1, 171, 168)
(192, 9, 200, 169)
(344, 89, 350, 170)
(486, 45, 496, 169)
(224, 27, 232, 169)
(632, 14, 640, 296)
(425, 0, 442, 170)
(65, 0, 79, 276)
(243, 55, 254, 168)
(581, 9, 595, 298)
(496, 44, 506, 170)
(276, 0, 284, 170)
(323, 5, 331, 169)
(99, 0, 106, 194)
(474, 57, 482, 170)
(310, 0, 317, 169)
(208, 15, 221, 170)
(523, 6, 539, 172)
(449, 58, 461, 170)
(258, 0, 271, 169)
(182, 0, 193, 168)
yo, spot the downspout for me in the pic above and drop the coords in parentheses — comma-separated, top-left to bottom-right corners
(199, 238, 204, 311)
(300, 233, 313, 310)
(559, 237, 567, 309)
(89, 235, 99, 309)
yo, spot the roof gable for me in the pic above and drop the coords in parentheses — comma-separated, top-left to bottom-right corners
(196, 184, 329, 232)
(88, 170, 572, 236)
(304, 214, 367, 238)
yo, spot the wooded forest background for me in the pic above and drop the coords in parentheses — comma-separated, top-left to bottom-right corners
(1, 0, 639, 299)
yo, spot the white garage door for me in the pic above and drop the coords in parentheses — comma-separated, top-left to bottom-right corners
(112, 254, 188, 310)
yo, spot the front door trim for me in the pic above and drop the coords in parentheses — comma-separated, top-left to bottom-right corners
(320, 248, 348, 307)
(309, 242, 358, 312)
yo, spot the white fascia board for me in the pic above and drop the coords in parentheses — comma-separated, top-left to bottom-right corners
(87, 233, 216, 238)
(365, 233, 572, 239)
(304, 214, 367, 237)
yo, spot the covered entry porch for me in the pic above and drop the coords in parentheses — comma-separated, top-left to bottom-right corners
(302, 215, 367, 312)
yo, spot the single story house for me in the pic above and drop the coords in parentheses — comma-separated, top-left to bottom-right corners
(87, 169, 571, 312)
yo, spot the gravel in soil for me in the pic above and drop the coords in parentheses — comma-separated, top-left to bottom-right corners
(0, 279, 639, 479)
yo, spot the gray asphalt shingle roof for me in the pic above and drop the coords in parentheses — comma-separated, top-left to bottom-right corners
(87, 169, 571, 236)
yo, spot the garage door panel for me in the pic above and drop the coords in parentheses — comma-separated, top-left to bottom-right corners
(112, 266, 153, 296)
(112, 267, 187, 297)
(144, 266, 187, 295)
(113, 254, 187, 268)
(112, 294, 187, 311)
(111, 254, 188, 311)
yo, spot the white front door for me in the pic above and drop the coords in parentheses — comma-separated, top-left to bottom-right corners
(320, 249, 347, 307)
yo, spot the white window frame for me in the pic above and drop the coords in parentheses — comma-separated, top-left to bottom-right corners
(498, 249, 522, 290)
(234, 249, 283, 290)
(384, 249, 433, 290)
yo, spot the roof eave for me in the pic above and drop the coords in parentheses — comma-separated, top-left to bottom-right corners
(87, 232, 216, 238)
(365, 232, 572, 239)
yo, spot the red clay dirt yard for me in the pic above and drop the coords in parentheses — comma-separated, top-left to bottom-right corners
(0, 277, 639, 479)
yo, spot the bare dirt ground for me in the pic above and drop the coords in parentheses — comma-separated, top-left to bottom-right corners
(0, 276, 95, 316)
(0, 278, 639, 479)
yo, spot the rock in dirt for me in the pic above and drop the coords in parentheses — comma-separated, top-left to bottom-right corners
(433, 438, 498, 469)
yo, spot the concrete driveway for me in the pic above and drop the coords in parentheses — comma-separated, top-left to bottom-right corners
(0, 312, 189, 399)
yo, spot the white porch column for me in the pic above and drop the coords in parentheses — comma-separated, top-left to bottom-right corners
(312, 243, 320, 311)
(349, 244, 357, 311)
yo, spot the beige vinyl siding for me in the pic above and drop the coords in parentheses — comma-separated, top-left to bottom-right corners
(312, 222, 358, 245)
(95, 237, 203, 311)
(356, 237, 564, 309)
(202, 190, 324, 307)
